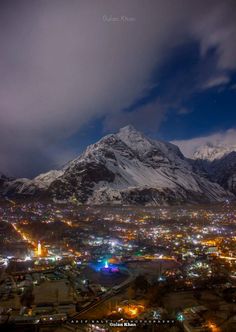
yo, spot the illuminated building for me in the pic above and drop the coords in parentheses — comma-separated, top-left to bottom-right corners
(100, 260, 120, 273)
(120, 304, 145, 318)
(37, 241, 42, 257)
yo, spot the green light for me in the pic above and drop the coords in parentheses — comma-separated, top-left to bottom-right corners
(177, 313, 184, 322)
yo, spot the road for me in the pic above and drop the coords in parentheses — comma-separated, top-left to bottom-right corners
(66, 269, 135, 329)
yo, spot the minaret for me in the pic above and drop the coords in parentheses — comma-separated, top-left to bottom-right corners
(38, 241, 42, 257)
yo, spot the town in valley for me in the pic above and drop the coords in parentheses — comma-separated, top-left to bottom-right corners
(0, 198, 235, 331)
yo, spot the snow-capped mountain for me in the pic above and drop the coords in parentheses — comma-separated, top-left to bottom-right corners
(192, 153, 236, 196)
(1, 170, 64, 196)
(210, 152, 236, 195)
(191, 143, 236, 195)
(1, 126, 234, 204)
(47, 126, 232, 204)
(193, 142, 236, 161)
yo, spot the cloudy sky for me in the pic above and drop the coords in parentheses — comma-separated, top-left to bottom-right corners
(0, 0, 236, 177)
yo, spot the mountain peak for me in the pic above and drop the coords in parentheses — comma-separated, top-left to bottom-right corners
(193, 143, 236, 161)
(118, 125, 141, 136)
(1, 126, 234, 204)
(119, 124, 137, 131)
(117, 125, 153, 155)
(118, 125, 146, 139)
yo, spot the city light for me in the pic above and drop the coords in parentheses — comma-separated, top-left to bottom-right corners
(176, 313, 184, 322)
(1, 202, 236, 330)
(207, 321, 221, 332)
(37, 241, 42, 257)
(0, 2, 235, 330)
(104, 260, 109, 269)
(121, 304, 145, 318)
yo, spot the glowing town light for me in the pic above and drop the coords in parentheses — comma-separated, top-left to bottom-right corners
(37, 241, 42, 256)
(129, 308, 138, 316)
(1, 258, 9, 267)
(207, 321, 220, 332)
(176, 313, 184, 322)
(104, 260, 109, 268)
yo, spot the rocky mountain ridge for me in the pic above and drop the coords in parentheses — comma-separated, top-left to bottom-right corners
(0, 126, 234, 205)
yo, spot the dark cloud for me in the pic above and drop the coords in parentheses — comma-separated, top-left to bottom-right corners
(104, 100, 167, 134)
(0, 0, 236, 176)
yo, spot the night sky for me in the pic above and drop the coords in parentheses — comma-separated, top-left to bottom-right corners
(0, 0, 236, 177)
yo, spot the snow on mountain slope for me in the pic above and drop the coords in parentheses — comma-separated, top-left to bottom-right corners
(193, 151, 236, 196)
(2, 170, 64, 195)
(1, 126, 233, 204)
(117, 125, 184, 163)
(193, 142, 236, 161)
(210, 152, 236, 195)
(190, 139, 236, 196)
(33, 170, 64, 188)
(48, 126, 232, 204)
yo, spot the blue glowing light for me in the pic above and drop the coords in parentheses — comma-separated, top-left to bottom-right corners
(177, 313, 184, 322)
